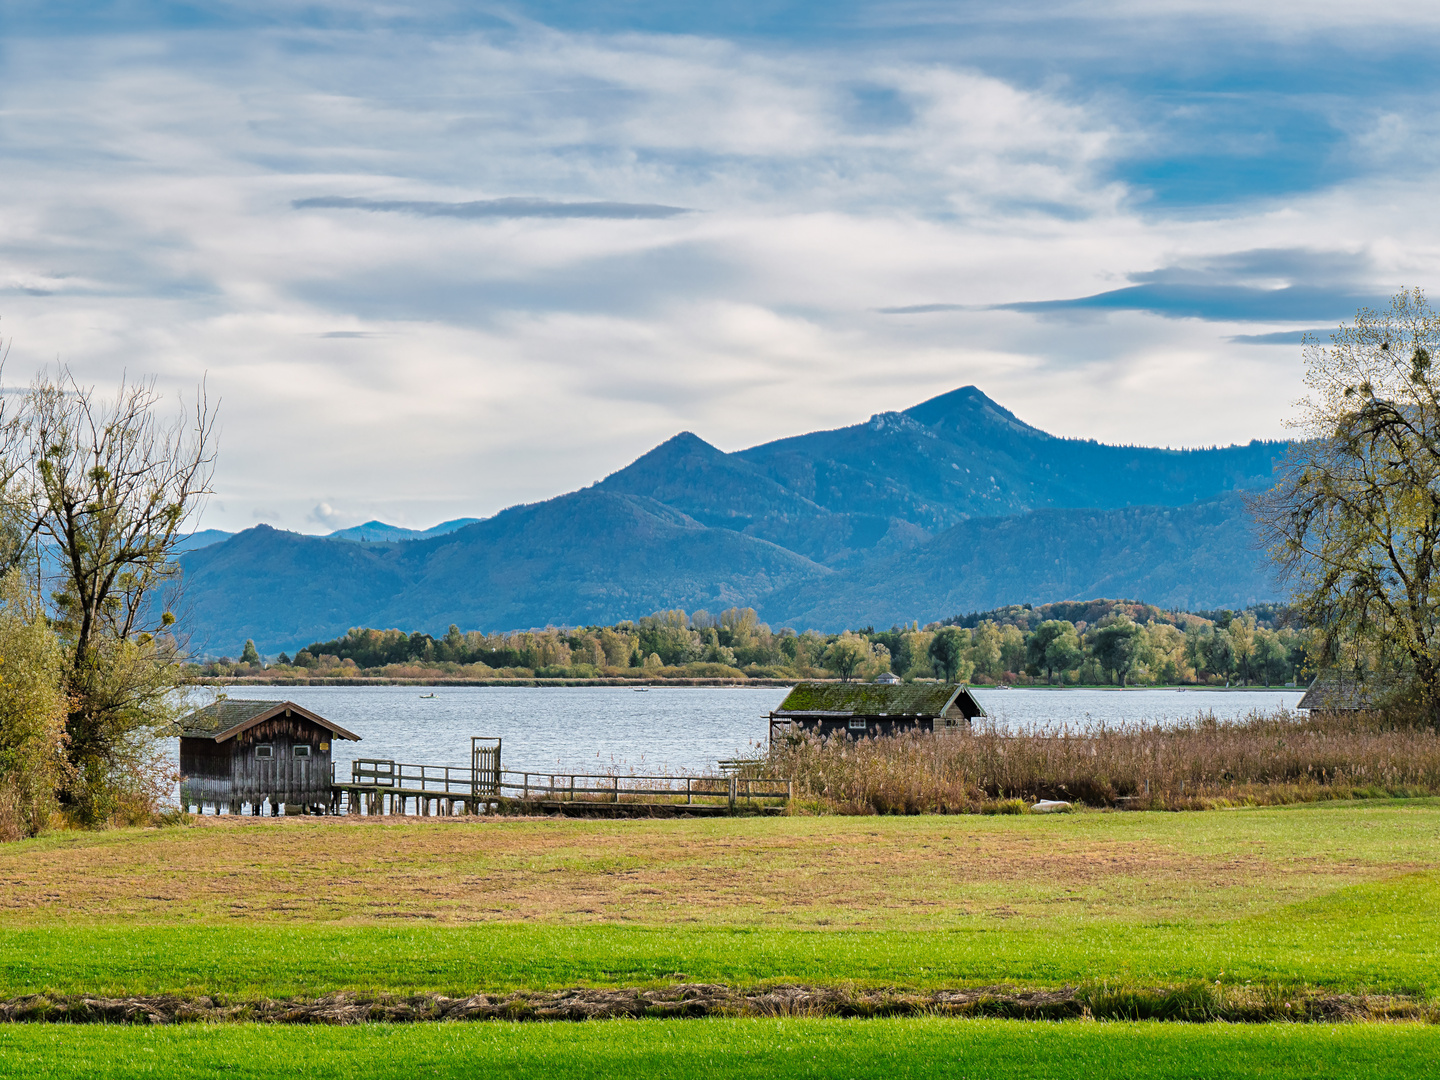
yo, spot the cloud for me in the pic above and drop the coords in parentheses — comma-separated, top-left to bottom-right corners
(993, 283, 1387, 323)
(307, 503, 346, 529)
(4, 8, 1440, 536)
(1229, 329, 1335, 345)
(293, 196, 693, 220)
(876, 303, 970, 314)
(890, 247, 1391, 323)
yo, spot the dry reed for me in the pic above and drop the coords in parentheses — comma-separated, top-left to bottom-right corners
(761, 709, 1440, 814)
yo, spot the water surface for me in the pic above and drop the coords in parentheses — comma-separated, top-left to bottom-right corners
(202, 684, 1304, 778)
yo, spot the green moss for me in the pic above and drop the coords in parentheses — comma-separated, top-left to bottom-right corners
(776, 681, 960, 714)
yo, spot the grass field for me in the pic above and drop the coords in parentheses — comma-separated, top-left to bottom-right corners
(3, 1018, 1439, 1080)
(4, 800, 1437, 1078)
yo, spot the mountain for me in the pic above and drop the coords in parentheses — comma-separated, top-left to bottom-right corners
(325, 518, 481, 543)
(762, 494, 1273, 630)
(176, 490, 827, 654)
(737, 385, 1284, 532)
(175, 385, 1289, 653)
(173, 529, 235, 553)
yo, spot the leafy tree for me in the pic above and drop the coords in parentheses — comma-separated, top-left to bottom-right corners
(1228, 615, 1256, 686)
(821, 632, 869, 682)
(1089, 616, 1147, 687)
(928, 627, 967, 682)
(240, 640, 260, 666)
(969, 621, 1003, 678)
(1254, 629, 1290, 687)
(1255, 288, 1440, 722)
(1204, 629, 1235, 683)
(1026, 620, 1078, 683)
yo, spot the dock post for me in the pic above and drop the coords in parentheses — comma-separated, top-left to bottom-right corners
(728, 776, 736, 812)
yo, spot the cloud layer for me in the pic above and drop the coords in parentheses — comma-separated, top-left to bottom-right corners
(3, 2, 1440, 531)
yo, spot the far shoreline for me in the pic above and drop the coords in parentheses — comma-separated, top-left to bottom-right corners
(191, 677, 1302, 691)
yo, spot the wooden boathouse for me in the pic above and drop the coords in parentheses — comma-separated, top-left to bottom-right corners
(768, 680, 986, 744)
(178, 699, 360, 815)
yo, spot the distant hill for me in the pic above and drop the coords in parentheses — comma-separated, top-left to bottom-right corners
(173, 529, 235, 553)
(172, 516, 481, 555)
(325, 518, 481, 543)
(176, 385, 1288, 653)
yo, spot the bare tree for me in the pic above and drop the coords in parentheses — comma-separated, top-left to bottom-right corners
(16, 370, 216, 822)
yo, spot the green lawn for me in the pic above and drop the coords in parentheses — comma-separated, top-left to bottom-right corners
(0, 799, 1437, 998)
(2, 867, 1438, 997)
(3, 1018, 1438, 1080)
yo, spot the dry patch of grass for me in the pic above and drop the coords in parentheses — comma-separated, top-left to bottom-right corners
(1, 800, 1435, 931)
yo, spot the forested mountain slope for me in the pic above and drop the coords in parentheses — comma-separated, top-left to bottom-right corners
(761, 495, 1274, 631)
(177, 490, 828, 653)
(178, 385, 1286, 653)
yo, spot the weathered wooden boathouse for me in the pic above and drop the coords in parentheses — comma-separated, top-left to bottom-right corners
(768, 680, 986, 744)
(178, 699, 360, 815)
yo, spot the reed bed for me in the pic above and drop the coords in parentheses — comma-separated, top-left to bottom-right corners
(759, 710, 1440, 814)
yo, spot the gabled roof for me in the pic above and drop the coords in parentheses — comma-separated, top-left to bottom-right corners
(1297, 672, 1397, 712)
(178, 699, 361, 742)
(771, 681, 985, 718)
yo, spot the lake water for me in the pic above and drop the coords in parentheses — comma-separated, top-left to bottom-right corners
(195, 684, 1305, 778)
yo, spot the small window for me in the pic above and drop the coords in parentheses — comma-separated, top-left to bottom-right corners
(848, 718, 867, 730)
(293, 745, 311, 758)
(255, 744, 274, 759)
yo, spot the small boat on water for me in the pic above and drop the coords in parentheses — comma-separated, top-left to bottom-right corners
(419, 693, 437, 699)
(633, 688, 649, 692)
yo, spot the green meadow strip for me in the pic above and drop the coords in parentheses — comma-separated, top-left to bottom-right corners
(1, 872, 1435, 999)
(3, 1017, 1439, 1080)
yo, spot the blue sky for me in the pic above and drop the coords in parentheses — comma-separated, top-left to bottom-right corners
(2, 1, 1438, 531)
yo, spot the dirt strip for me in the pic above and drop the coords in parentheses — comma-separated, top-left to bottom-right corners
(1, 985, 1435, 1025)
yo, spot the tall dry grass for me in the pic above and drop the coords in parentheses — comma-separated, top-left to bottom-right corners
(760, 709, 1440, 814)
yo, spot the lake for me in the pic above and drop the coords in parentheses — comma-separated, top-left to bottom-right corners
(198, 684, 1306, 778)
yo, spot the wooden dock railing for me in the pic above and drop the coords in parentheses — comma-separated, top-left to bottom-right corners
(336, 758, 790, 815)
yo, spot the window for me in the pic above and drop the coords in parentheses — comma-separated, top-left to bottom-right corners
(255, 744, 274, 759)
(848, 718, 867, 730)
(293, 745, 311, 758)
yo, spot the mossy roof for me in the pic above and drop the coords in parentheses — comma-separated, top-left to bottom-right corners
(177, 699, 361, 742)
(772, 681, 981, 717)
(1297, 672, 1397, 712)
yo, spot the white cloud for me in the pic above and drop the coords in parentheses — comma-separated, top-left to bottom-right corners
(3, 12, 1440, 532)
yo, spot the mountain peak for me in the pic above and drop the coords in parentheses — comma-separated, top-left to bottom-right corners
(903, 386, 1046, 438)
(601, 431, 729, 485)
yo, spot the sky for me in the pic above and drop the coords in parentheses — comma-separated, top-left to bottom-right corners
(3, 1, 1439, 534)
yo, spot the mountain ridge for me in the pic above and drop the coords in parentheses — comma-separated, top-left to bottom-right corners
(175, 385, 1287, 653)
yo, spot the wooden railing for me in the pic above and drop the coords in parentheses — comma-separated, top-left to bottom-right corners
(342, 759, 790, 807)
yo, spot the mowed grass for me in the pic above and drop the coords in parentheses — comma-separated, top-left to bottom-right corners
(4, 1019, 1439, 1080)
(0, 799, 1437, 997)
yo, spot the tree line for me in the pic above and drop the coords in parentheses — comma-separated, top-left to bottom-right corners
(210, 598, 1312, 688)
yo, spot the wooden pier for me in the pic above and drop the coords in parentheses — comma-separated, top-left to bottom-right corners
(329, 761, 791, 817)
(325, 738, 790, 817)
